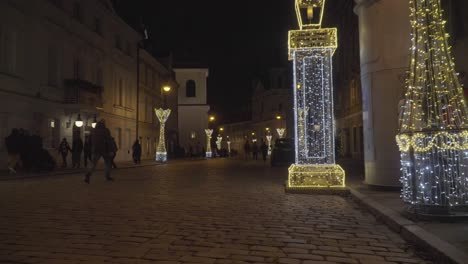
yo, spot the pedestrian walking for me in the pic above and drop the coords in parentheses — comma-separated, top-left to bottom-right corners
(4, 128, 20, 174)
(261, 140, 268, 162)
(71, 136, 83, 168)
(83, 135, 92, 168)
(132, 139, 142, 164)
(243, 139, 251, 160)
(58, 138, 71, 168)
(252, 141, 259, 160)
(84, 119, 114, 184)
(109, 137, 118, 169)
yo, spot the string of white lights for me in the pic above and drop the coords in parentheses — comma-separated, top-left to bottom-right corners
(396, 0, 468, 210)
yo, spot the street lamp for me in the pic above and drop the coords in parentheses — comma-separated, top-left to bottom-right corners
(91, 114, 97, 128)
(75, 114, 83, 128)
(209, 116, 215, 122)
(162, 84, 171, 108)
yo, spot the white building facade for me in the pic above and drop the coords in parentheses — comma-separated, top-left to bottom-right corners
(175, 68, 210, 154)
(0, 0, 173, 168)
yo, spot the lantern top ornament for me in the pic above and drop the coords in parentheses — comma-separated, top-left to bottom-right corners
(295, 0, 325, 29)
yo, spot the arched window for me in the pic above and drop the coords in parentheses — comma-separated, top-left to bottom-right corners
(186, 80, 196, 97)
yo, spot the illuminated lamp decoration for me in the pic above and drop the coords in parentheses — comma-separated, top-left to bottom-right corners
(216, 135, 222, 151)
(287, 0, 345, 190)
(205, 129, 213, 158)
(227, 136, 231, 155)
(396, 0, 468, 215)
(266, 134, 273, 155)
(155, 108, 171, 162)
(276, 128, 285, 138)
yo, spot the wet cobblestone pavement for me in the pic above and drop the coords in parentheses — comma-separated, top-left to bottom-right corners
(0, 159, 432, 264)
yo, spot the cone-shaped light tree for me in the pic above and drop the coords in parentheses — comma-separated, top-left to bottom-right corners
(396, 0, 468, 214)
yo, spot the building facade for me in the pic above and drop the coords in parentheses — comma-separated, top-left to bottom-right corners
(0, 0, 175, 168)
(175, 68, 210, 154)
(221, 68, 292, 156)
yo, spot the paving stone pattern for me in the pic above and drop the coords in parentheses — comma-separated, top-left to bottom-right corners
(0, 159, 432, 264)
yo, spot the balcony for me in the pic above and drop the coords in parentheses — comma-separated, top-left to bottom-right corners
(64, 79, 103, 108)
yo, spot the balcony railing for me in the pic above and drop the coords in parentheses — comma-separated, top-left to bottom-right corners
(64, 79, 103, 108)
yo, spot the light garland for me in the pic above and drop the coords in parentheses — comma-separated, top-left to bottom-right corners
(155, 108, 171, 162)
(266, 134, 272, 155)
(287, 0, 345, 189)
(205, 129, 213, 158)
(397, 0, 468, 212)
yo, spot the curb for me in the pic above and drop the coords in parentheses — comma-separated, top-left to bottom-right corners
(0, 162, 163, 181)
(349, 187, 468, 264)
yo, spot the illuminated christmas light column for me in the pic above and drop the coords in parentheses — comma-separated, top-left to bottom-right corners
(155, 108, 171, 162)
(287, 0, 345, 189)
(396, 0, 468, 215)
(276, 128, 285, 138)
(216, 135, 222, 150)
(205, 129, 213, 158)
(266, 134, 272, 155)
(227, 136, 231, 155)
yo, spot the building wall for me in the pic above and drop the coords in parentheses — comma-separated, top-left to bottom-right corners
(175, 68, 210, 153)
(0, 0, 173, 168)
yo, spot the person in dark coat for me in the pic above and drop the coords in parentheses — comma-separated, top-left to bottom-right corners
(84, 119, 114, 183)
(83, 135, 92, 168)
(261, 140, 268, 162)
(72, 137, 83, 168)
(252, 141, 259, 160)
(5, 128, 20, 174)
(109, 137, 118, 169)
(243, 140, 251, 160)
(58, 138, 71, 168)
(132, 139, 142, 164)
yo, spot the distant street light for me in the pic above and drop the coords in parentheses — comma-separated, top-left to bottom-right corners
(209, 116, 215, 122)
(91, 114, 97, 128)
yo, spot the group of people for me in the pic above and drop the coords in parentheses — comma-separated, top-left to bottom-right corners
(244, 139, 269, 162)
(5, 128, 55, 173)
(57, 134, 118, 170)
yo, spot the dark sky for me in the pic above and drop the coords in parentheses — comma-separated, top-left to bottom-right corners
(114, 0, 297, 123)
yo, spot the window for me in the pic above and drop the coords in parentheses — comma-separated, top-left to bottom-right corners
(73, 2, 83, 23)
(47, 45, 58, 86)
(278, 103, 283, 112)
(118, 79, 123, 106)
(126, 41, 131, 56)
(116, 128, 122, 149)
(50, 0, 62, 8)
(73, 58, 82, 79)
(115, 35, 121, 50)
(353, 127, 357, 152)
(277, 76, 282, 88)
(0, 26, 17, 75)
(186, 80, 196, 97)
(94, 18, 102, 35)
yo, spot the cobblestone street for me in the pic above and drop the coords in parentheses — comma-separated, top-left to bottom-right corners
(0, 159, 431, 264)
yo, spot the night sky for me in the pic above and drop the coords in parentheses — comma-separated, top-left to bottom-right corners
(113, 1, 338, 123)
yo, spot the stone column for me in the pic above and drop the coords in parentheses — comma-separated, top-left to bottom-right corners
(354, 0, 410, 187)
